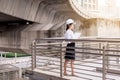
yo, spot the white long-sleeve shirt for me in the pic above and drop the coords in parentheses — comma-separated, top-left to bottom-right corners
(64, 29, 81, 39)
(64, 29, 75, 39)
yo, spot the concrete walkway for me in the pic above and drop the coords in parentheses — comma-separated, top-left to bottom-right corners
(34, 56, 120, 80)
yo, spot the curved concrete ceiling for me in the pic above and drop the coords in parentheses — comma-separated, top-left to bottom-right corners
(0, 0, 88, 23)
(0, 13, 22, 22)
(69, 0, 90, 19)
(0, 0, 91, 31)
(0, 0, 92, 53)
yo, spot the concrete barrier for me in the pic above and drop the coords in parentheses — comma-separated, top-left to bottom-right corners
(26, 70, 69, 80)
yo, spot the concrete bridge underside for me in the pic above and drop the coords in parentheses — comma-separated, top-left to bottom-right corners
(0, 0, 120, 54)
(0, 0, 88, 53)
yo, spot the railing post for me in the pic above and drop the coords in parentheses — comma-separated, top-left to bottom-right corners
(60, 41, 63, 78)
(106, 43, 109, 69)
(31, 43, 33, 71)
(116, 44, 119, 64)
(31, 40, 37, 71)
(102, 44, 107, 80)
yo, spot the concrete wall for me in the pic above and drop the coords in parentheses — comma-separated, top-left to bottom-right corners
(82, 19, 98, 36)
(0, 24, 48, 50)
(97, 19, 120, 37)
(82, 18, 120, 37)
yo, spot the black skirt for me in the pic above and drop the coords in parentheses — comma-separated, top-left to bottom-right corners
(65, 42, 75, 60)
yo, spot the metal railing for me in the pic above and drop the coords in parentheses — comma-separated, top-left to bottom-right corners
(31, 38, 120, 80)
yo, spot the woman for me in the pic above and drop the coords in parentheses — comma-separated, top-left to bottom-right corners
(64, 19, 79, 76)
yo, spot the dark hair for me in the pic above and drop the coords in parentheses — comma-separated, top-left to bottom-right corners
(66, 23, 73, 31)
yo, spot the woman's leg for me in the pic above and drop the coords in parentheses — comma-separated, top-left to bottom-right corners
(71, 60, 75, 75)
(64, 59, 69, 75)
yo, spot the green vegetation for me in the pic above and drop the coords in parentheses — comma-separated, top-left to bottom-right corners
(2, 52, 31, 58)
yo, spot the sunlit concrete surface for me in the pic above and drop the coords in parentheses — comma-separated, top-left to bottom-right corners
(32, 56, 120, 80)
(0, 56, 31, 68)
(0, 64, 20, 80)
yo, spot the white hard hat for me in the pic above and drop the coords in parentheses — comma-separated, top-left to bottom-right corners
(66, 19, 76, 25)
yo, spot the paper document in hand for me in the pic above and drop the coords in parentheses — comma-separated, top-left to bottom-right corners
(74, 32, 81, 39)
